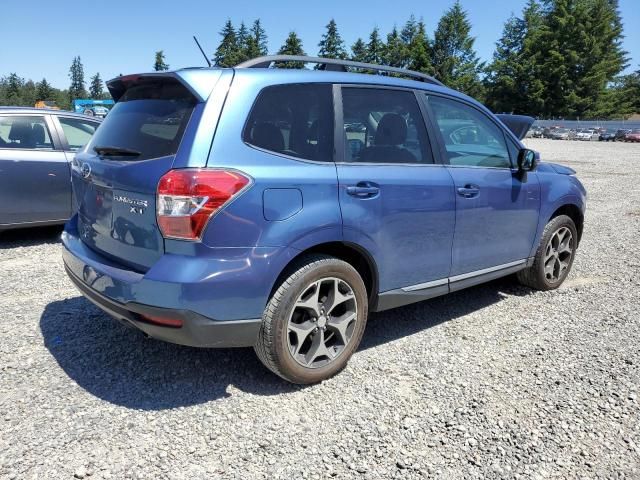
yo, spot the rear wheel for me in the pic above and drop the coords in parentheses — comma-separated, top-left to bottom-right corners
(255, 255, 368, 384)
(517, 215, 577, 290)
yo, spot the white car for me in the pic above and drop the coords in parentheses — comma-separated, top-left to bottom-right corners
(575, 129, 597, 141)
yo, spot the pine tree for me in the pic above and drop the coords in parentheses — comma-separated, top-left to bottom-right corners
(407, 19, 432, 74)
(214, 19, 241, 67)
(351, 38, 368, 63)
(318, 19, 347, 60)
(89, 73, 104, 99)
(578, 0, 628, 117)
(22, 80, 37, 106)
(484, 15, 528, 113)
(625, 67, 640, 114)
(236, 22, 250, 63)
(365, 27, 385, 65)
(519, 0, 546, 115)
(6, 73, 23, 99)
(252, 19, 268, 55)
(596, 71, 637, 118)
(154, 50, 169, 71)
(383, 27, 406, 68)
(431, 1, 484, 98)
(244, 19, 269, 60)
(401, 15, 418, 45)
(528, 0, 627, 117)
(0, 74, 25, 105)
(36, 78, 54, 101)
(276, 31, 306, 68)
(68, 56, 87, 102)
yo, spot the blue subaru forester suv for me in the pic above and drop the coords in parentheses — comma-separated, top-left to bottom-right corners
(62, 56, 586, 384)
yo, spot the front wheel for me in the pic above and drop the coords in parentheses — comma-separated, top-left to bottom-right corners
(255, 255, 368, 384)
(517, 215, 578, 290)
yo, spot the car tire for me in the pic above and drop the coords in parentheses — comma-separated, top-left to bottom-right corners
(517, 215, 578, 291)
(254, 254, 368, 384)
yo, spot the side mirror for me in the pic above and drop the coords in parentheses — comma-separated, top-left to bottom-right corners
(517, 148, 538, 172)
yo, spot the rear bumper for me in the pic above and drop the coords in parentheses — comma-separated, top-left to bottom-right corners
(65, 265, 261, 347)
(61, 215, 297, 347)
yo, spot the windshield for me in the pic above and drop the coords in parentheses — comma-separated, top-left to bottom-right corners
(86, 79, 197, 160)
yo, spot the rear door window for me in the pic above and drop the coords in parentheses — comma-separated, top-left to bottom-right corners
(341, 87, 433, 164)
(243, 84, 334, 162)
(0, 116, 54, 150)
(86, 79, 197, 160)
(58, 117, 100, 151)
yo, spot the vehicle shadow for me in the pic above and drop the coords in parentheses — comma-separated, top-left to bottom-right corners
(39, 277, 532, 410)
(361, 276, 531, 351)
(0, 225, 63, 249)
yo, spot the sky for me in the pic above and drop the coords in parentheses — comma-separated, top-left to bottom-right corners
(1, 0, 638, 89)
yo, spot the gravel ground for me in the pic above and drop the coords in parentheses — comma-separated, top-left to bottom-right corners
(1, 139, 639, 479)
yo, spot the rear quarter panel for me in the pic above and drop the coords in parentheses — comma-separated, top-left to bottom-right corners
(199, 72, 342, 251)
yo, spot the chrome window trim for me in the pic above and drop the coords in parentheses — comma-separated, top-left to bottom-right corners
(335, 162, 444, 168)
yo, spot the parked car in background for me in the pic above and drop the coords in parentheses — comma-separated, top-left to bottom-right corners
(61, 56, 586, 384)
(575, 129, 597, 141)
(0, 107, 101, 231)
(549, 128, 572, 140)
(529, 126, 544, 138)
(83, 105, 110, 118)
(599, 130, 617, 141)
(615, 129, 631, 141)
(623, 129, 640, 142)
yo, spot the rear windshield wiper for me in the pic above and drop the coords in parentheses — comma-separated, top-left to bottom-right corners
(93, 145, 141, 157)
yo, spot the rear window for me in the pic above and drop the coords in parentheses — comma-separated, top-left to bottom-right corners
(86, 79, 197, 160)
(243, 84, 334, 162)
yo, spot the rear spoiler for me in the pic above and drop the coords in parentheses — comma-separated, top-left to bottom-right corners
(496, 114, 535, 140)
(106, 70, 222, 103)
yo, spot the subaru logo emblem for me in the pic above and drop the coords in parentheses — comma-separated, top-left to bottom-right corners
(81, 163, 91, 179)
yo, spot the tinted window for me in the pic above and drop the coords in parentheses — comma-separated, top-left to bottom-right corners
(342, 88, 432, 164)
(426, 95, 511, 168)
(244, 84, 333, 161)
(0, 116, 53, 150)
(86, 79, 197, 160)
(59, 117, 99, 151)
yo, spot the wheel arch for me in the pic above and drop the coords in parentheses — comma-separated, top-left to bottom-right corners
(549, 203, 584, 244)
(268, 241, 379, 310)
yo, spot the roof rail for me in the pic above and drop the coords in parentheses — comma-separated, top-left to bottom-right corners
(235, 55, 444, 86)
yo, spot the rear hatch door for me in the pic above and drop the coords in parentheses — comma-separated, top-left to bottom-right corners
(72, 75, 202, 271)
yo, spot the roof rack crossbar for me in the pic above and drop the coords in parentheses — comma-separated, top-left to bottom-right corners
(235, 55, 444, 86)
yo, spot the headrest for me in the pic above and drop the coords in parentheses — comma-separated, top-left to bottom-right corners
(31, 123, 46, 145)
(9, 120, 32, 143)
(375, 113, 407, 146)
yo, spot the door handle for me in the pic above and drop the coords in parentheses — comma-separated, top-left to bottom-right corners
(457, 184, 480, 198)
(346, 182, 380, 198)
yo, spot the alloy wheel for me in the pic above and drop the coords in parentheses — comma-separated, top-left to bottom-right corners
(544, 226, 574, 283)
(287, 277, 358, 369)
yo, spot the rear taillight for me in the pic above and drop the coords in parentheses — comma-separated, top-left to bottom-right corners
(156, 168, 251, 240)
